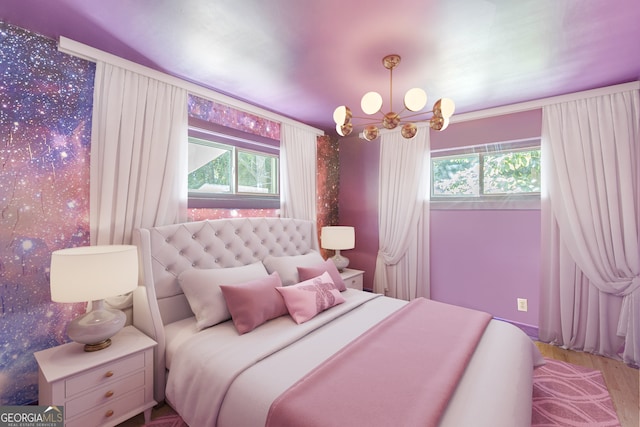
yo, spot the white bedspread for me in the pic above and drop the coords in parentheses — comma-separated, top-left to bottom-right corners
(165, 290, 543, 427)
(166, 290, 381, 427)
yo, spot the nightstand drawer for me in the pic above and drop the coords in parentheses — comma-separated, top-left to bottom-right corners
(345, 274, 363, 290)
(65, 388, 145, 427)
(65, 352, 145, 398)
(65, 370, 145, 418)
(340, 269, 364, 291)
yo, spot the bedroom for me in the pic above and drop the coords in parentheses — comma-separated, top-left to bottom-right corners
(0, 0, 639, 426)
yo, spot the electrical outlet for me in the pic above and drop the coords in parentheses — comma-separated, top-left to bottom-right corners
(517, 298, 528, 312)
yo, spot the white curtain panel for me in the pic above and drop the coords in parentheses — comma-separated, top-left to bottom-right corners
(279, 123, 317, 221)
(540, 89, 640, 366)
(90, 61, 188, 245)
(373, 130, 430, 300)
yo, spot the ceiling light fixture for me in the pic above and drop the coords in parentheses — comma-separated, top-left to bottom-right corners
(333, 54, 455, 140)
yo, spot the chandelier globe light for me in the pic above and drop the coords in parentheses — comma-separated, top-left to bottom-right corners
(333, 54, 455, 140)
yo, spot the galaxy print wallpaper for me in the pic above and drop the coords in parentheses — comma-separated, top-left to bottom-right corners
(0, 23, 95, 405)
(0, 22, 339, 406)
(187, 94, 280, 140)
(316, 134, 340, 258)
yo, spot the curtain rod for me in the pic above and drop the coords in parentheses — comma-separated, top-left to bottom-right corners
(451, 80, 640, 123)
(58, 36, 324, 136)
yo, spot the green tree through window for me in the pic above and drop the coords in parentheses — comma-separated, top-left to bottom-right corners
(188, 148, 231, 191)
(432, 144, 540, 198)
(238, 151, 277, 193)
(483, 149, 540, 194)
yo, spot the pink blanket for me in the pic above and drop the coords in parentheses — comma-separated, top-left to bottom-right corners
(266, 297, 492, 427)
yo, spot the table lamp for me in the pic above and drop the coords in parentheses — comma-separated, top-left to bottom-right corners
(321, 226, 355, 271)
(50, 245, 139, 352)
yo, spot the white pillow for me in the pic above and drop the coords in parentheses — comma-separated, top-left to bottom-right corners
(262, 251, 324, 286)
(178, 261, 269, 331)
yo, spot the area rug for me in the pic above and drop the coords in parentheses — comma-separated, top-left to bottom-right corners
(532, 358, 621, 427)
(144, 358, 620, 427)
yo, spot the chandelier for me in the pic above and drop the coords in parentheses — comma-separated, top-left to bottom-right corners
(333, 54, 455, 140)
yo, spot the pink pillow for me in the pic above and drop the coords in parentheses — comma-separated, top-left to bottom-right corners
(297, 259, 346, 291)
(220, 272, 288, 334)
(276, 272, 345, 324)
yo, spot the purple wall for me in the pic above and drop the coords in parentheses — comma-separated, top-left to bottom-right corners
(339, 110, 543, 330)
(430, 110, 542, 149)
(430, 209, 540, 326)
(338, 138, 380, 288)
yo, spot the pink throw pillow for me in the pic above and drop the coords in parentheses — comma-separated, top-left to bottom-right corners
(220, 272, 288, 334)
(276, 272, 346, 324)
(297, 259, 346, 291)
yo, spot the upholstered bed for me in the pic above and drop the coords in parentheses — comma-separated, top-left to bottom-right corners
(132, 217, 543, 427)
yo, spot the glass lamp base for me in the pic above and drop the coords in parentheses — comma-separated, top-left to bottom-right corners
(67, 300, 126, 352)
(83, 339, 113, 352)
(330, 250, 350, 271)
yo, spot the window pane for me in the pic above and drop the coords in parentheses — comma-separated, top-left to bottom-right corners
(432, 154, 479, 196)
(483, 149, 540, 194)
(237, 150, 278, 194)
(188, 140, 232, 193)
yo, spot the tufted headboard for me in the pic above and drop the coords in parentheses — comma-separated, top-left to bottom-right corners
(132, 217, 318, 401)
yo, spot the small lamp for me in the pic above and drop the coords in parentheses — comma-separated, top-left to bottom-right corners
(321, 226, 355, 271)
(50, 245, 139, 352)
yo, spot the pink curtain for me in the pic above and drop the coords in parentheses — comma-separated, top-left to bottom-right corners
(539, 89, 640, 366)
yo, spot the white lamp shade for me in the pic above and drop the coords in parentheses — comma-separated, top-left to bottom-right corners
(333, 105, 352, 125)
(321, 226, 355, 250)
(50, 245, 139, 303)
(434, 98, 456, 118)
(440, 98, 456, 118)
(404, 88, 427, 112)
(361, 91, 383, 115)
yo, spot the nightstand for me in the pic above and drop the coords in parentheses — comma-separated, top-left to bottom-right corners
(340, 268, 364, 291)
(34, 326, 157, 427)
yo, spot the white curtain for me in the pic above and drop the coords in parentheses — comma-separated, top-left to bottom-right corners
(279, 123, 317, 221)
(373, 130, 430, 300)
(90, 61, 188, 246)
(540, 89, 640, 366)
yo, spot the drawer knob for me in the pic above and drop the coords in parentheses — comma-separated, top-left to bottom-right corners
(105, 409, 114, 418)
(105, 390, 114, 398)
(105, 371, 114, 378)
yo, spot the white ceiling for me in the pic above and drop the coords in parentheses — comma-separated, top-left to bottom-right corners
(2, 0, 639, 134)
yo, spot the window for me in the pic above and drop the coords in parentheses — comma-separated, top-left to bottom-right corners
(188, 119, 280, 209)
(431, 139, 540, 206)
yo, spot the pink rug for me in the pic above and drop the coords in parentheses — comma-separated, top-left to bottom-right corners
(145, 358, 621, 427)
(532, 358, 621, 427)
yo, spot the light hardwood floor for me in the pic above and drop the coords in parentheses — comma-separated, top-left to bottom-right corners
(535, 342, 639, 427)
(119, 342, 640, 427)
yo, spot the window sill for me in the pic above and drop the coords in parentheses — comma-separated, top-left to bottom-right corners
(429, 196, 540, 210)
(188, 195, 280, 209)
